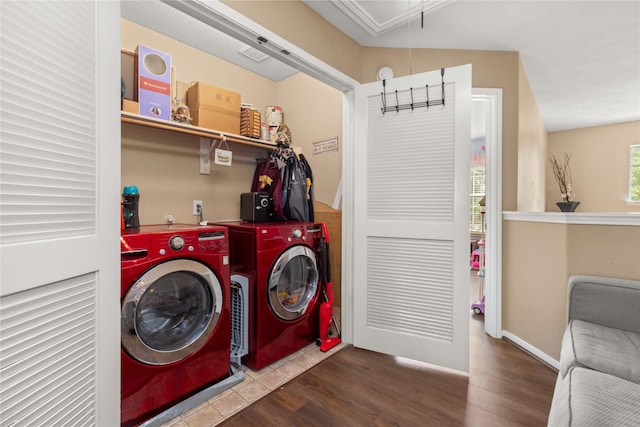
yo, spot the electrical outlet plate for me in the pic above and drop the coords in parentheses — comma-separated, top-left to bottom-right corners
(193, 200, 202, 216)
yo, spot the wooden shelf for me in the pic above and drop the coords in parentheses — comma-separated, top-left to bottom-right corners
(121, 111, 276, 150)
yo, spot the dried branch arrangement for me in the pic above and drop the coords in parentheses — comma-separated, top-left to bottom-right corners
(549, 152, 575, 202)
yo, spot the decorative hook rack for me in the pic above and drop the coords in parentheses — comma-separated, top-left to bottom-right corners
(380, 68, 445, 114)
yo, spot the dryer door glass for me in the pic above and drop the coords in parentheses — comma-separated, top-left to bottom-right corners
(121, 259, 223, 365)
(268, 246, 318, 320)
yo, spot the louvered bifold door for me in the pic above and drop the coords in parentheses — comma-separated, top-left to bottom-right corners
(353, 65, 472, 372)
(0, 1, 120, 426)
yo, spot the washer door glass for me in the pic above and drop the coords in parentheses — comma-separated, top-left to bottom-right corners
(121, 259, 223, 365)
(268, 246, 318, 320)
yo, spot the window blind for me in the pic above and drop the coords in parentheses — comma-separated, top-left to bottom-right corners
(0, 274, 97, 426)
(470, 167, 486, 232)
(0, 1, 97, 245)
(367, 84, 454, 222)
(367, 237, 454, 342)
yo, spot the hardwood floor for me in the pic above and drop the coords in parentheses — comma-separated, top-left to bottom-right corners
(219, 316, 557, 426)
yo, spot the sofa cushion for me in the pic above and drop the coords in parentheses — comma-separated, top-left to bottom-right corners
(560, 319, 640, 384)
(548, 367, 640, 427)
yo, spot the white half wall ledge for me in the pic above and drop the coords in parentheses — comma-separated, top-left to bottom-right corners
(502, 211, 640, 226)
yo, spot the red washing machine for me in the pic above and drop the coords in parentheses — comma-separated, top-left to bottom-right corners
(217, 221, 324, 371)
(120, 224, 231, 427)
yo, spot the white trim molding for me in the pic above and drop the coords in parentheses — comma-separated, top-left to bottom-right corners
(503, 211, 640, 226)
(502, 330, 560, 370)
(473, 89, 503, 339)
(330, 0, 453, 37)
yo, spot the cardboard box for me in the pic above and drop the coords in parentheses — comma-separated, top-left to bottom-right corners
(187, 82, 241, 134)
(122, 99, 139, 114)
(135, 45, 172, 121)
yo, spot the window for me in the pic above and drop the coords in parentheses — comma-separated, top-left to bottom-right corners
(630, 145, 640, 202)
(470, 167, 486, 233)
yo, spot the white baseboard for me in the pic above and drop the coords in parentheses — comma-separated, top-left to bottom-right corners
(501, 330, 560, 370)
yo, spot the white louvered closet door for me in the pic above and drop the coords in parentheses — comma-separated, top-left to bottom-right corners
(353, 64, 472, 372)
(0, 1, 120, 425)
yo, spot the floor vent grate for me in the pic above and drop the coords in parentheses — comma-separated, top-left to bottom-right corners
(230, 274, 249, 366)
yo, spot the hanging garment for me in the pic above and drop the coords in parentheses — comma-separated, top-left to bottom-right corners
(251, 157, 285, 221)
(282, 153, 309, 222)
(252, 141, 313, 222)
(299, 153, 314, 222)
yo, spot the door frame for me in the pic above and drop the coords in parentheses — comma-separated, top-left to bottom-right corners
(472, 89, 503, 339)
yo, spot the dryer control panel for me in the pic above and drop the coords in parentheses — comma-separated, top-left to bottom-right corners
(255, 223, 324, 250)
(304, 223, 323, 247)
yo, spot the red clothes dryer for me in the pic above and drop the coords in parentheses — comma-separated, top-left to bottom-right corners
(120, 225, 231, 427)
(218, 221, 324, 371)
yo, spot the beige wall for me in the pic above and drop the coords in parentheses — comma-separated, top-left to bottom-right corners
(121, 19, 342, 223)
(122, 125, 264, 224)
(517, 60, 547, 212)
(504, 220, 640, 360)
(275, 73, 343, 206)
(227, 0, 637, 214)
(547, 121, 640, 212)
(225, 1, 525, 211)
(222, 0, 363, 82)
(121, 19, 277, 108)
(567, 224, 640, 279)
(503, 220, 568, 360)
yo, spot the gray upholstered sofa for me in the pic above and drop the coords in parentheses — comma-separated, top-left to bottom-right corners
(548, 275, 640, 426)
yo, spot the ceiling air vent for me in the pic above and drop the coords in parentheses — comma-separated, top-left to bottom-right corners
(239, 46, 269, 62)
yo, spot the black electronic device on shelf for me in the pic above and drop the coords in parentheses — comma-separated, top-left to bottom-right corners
(240, 192, 273, 222)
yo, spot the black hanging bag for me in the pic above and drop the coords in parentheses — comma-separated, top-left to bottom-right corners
(282, 153, 309, 221)
(299, 153, 314, 222)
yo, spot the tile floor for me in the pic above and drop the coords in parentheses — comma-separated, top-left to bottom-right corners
(161, 340, 349, 427)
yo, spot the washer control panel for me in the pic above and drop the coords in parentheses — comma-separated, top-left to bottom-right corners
(169, 235, 185, 250)
(151, 229, 227, 256)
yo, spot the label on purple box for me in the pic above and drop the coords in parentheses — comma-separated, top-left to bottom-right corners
(137, 45, 171, 121)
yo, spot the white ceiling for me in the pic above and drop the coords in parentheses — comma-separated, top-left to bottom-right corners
(122, 0, 640, 133)
(303, 0, 640, 132)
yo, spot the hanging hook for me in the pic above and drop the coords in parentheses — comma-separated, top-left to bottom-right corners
(441, 68, 445, 107)
(377, 67, 446, 114)
(380, 79, 387, 114)
(206, 134, 226, 159)
(395, 90, 399, 113)
(410, 87, 414, 110)
(426, 85, 430, 109)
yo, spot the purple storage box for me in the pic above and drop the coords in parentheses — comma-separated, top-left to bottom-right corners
(135, 45, 172, 121)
